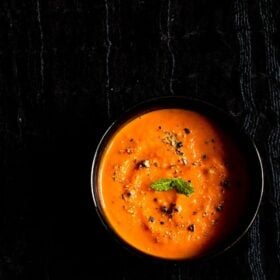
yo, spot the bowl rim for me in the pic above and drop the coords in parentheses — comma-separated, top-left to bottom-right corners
(90, 95, 264, 263)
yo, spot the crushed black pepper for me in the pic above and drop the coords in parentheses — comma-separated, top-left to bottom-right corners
(176, 150, 184, 156)
(187, 224, 195, 232)
(176, 141, 183, 149)
(162, 131, 186, 162)
(184, 128, 190, 134)
(160, 203, 178, 218)
(121, 190, 131, 200)
(170, 202, 176, 208)
(161, 206, 168, 213)
(136, 160, 150, 169)
(149, 216, 155, 222)
(202, 154, 207, 160)
(216, 203, 224, 212)
(112, 171, 116, 181)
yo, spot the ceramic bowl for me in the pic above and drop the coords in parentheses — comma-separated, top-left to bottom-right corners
(91, 96, 264, 262)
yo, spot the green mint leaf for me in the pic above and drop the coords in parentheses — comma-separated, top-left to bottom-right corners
(150, 178, 174, 191)
(151, 178, 194, 196)
(173, 179, 194, 196)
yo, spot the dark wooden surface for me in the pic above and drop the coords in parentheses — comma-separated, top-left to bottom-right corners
(0, 0, 280, 279)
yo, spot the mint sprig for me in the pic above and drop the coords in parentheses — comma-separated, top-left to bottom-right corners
(150, 179, 174, 192)
(151, 178, 194, 197)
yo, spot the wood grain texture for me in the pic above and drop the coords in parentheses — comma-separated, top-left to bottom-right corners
(0, 0, 279, 279)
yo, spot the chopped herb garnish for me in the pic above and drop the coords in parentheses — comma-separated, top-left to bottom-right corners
(151, 179, 174, 192)
(151, 178, 194, 197)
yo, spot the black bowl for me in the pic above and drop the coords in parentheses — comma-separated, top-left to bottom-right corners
(90, 96, 264, 262)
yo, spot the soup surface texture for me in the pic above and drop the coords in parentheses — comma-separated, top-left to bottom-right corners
(97, 109, 249, 259)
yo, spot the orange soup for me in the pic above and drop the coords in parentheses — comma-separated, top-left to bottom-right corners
(97, 109, 250, 260)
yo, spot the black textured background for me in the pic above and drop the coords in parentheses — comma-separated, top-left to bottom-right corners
(0, 0, 279, 279)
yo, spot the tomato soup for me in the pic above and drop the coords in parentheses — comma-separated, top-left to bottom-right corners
(97, 109, 250, 260)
